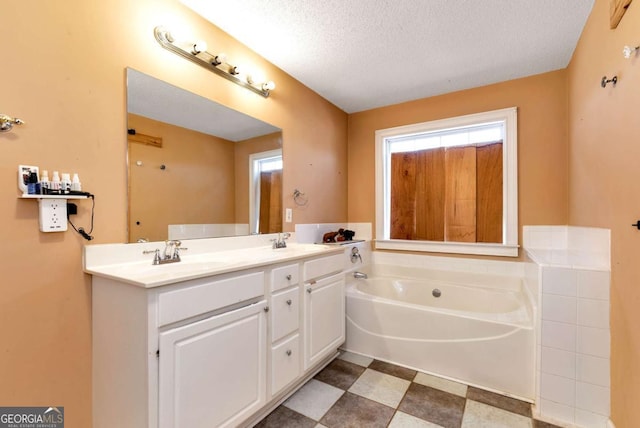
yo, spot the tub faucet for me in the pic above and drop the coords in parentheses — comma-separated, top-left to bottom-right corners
(353, 271, 368, 279)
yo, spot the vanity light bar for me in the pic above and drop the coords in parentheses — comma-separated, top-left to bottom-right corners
(154, 26, 275, 98)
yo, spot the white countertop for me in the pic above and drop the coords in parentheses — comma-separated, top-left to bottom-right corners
(84, 238, 344, 288)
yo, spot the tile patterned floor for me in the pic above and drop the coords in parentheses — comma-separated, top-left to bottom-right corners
(256, 351, 563, 428)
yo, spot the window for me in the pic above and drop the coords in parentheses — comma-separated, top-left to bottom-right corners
(375, 107, 518, 257)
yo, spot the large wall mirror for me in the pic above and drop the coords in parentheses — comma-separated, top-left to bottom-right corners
(126, 68, 283, 243)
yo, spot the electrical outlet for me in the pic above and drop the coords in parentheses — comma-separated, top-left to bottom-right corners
(38, 199, 68, 232)
(285, 208, 293, 223)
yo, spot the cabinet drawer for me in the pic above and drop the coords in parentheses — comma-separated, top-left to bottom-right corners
(271, 334, 300, 396)
(303, 253, 344, 281)
(158, 271, 265, 326)
(271, 287, 299, 342)
(271, 263, 299, 292)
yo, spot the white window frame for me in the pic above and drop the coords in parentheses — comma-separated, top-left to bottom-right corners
(249, 149, 282, 235)
(375, 107, 518, 257)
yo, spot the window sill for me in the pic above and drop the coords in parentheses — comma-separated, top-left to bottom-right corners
(374, 239, 519, 257)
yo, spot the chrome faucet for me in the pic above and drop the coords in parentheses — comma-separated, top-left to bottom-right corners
(271, 232, 291, 249)
(353, 271, 368, 279)
(143, 240, 188, 265)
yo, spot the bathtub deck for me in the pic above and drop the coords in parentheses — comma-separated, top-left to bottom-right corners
(256, 351, 561, 428)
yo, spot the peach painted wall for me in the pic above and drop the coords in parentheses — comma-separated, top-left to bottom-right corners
(567, 0, 640, 425)
(348, 70, 569, 253)
(0, 0, 346, 425)
(234, 132, 283, 226)
(127, 114, 236, 242)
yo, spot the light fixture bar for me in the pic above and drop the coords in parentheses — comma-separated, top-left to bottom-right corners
(154, 26, 273, 98)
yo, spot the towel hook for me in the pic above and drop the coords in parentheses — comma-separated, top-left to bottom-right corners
(601, 76, 617, 88)
(0, 114, 25, 133)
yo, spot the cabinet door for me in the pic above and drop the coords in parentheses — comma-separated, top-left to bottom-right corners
(304, 274, 345, 370)
(159, 301, 267, 428)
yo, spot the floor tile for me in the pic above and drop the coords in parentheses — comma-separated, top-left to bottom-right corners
(413, 372, 468, 398)
(315, 424, 328, 428)
(314, 358, 366, 390)
(461, 400, 532, 428)
(254, 405, 317, 428)
(283, 379, 344, 421)
(369, 359, 417, 381)
(389, 411, 445, 427)
(398, 382, 466, 428)
(337, 350, 373, 367)
(533, 419, 564, 428)
(348, 368, 411, 408)
(319, 391, 395, 428)
(466, 386, 532, 417)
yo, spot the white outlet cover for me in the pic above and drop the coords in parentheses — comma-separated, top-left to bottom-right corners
(38, 198, 68, 232)
(285, 208, 292, 223)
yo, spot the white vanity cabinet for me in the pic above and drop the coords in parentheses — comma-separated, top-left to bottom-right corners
(303, 254, 346, 370)
(92, 268, 268, 428)
(158, 301, 267, 428)
(90, 248, 346, 428)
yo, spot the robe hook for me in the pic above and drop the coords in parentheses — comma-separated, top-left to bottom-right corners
(601, 76, 617, 88)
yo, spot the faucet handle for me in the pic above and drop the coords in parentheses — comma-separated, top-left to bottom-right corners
(174, 246, 188, 259)
(143, 249, 161, 265)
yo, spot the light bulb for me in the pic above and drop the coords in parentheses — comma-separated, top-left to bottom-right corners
(229, 65, 241, 75)
(262, 81, 276, 91)
(211, 53, 227, 66)
(191, 40, 207, 55)
(155, 26, 174, 44)
(246, 71, 265, 85)
(623, 45, 638, 59)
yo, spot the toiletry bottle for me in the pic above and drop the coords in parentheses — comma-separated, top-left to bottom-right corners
(27, 171, 38, 195)
(61, 173, 71, 194)
(51, 171, 61, 194)
(40, 170, 50, 195)
(71, 173, 81, 191)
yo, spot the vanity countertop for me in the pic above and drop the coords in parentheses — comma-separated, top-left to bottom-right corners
(84, 241, 344, 288)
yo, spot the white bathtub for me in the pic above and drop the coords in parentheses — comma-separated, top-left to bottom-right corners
(344, 267, 535, 400)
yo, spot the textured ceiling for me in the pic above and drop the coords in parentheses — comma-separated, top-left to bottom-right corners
(179, 0, 594, 113)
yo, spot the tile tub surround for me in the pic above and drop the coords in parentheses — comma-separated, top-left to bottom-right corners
(524, 226, 611, 428)
(256, 351, 561, 428)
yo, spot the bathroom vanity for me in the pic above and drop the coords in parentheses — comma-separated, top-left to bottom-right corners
(85, 239, 346, 428)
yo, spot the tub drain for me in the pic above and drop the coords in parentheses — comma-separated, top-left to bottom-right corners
(432, 288, 442, 298)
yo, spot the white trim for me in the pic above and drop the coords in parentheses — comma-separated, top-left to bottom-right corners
(249, 149, 282, 235)
(375, 239, 519, 257)
(375, 107, 518, 257)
